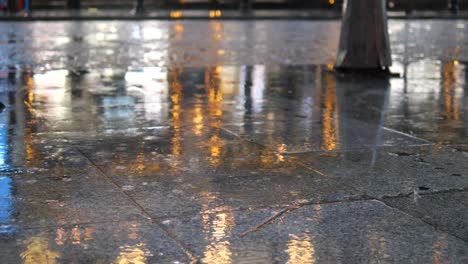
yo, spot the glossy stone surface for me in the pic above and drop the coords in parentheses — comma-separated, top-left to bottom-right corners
(0, 220, 190, 263)
(76, 131, 358, 218)
(384, 191, 468, 241)
(162, 200, 468, 263)
(0, 19, 467, 262)
(290, 145, 468, 197)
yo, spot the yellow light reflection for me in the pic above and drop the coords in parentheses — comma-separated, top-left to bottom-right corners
(115, 243, 150, 264)
(193, 104, 204, 136)
(314, 204, 322, 220)
(206, 66, 223, 121)
(84, 227, 95, 241)
(24, 74, 39, 164)
(199, 189, 235, 264)
(321, 73, 340, 151)
(72, 226, 81, 245)
(55, 228, 66, 246)
(21, 236, 60, 264)
(211, 21, 223, 32)
(432, 233, 449, 264)
(170, 10, 183, 19)
(276, 144, 287, 162)
(209, 10, 222, 18)
(286, 232, 315, 264)
(201, 212, 235, 264)
(209, 134, 224, 167)
(369, 227, 388, 263)
(442, 61, 460, 121)
(169, 68, 183, 161)
(205, 66, 224, 166)
(174, 24, 185, 34)
(260, 152, 278, 165)
(115, 223, 151, 264)
(203, 241, 232, 264)
(136, 151, 146, 172)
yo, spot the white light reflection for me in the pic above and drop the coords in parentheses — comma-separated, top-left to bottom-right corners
(132, 25, 141, 39)
(33, 70, 70, 121)
(239, 65, 266, 113)
(125, 67, 169, 123)
(252, 65, 266, 113)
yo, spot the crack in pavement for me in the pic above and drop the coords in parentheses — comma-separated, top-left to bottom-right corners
(240, 204, 303, 238)
(239, 194, 375, 237)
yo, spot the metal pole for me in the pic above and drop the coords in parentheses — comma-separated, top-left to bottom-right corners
(335, 0, 392, 71)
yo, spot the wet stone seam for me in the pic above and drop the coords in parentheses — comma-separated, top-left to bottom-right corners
(377, 199, 468, 244)
(74, 147, 199, 263)
(239, 195, 376, 237)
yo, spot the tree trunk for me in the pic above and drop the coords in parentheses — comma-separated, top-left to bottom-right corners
(335, 0, 392, 70)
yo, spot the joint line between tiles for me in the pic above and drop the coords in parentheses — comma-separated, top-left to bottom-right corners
(74, 147, 198, 263)
(377, 199, 468, 244)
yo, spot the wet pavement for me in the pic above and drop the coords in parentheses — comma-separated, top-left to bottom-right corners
(0, 19, 467, 263)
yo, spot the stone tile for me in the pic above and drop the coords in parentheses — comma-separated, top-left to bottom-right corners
(224, 120, 427, 153)
(77, 130, 358, 218)
(162, 208, 281, 263)
(1, 145, 146, 229)
(121, 164, 354, 218)
(163, 200, 468, 263)
(383, 191, 468, 242)
(290, 145, 468, 197)
(0, 220, 190, 264)
(75, 126, 264, 169)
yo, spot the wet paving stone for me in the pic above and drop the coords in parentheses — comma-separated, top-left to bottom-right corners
(76, 129, 358, 218)
(162, 200, 468, 263)
(289, 145, 468, 198)
(0, 220, 190, 263)
(1, 19, 468, 262)
(1, 145, 147, 229)
(383, 191, 468, 242)
(224, 119, 427, 153)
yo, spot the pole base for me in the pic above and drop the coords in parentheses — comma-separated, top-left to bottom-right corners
(333, 67, 401, 78)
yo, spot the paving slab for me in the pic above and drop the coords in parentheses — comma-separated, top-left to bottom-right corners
(76, 128, 359, 218)
(162, 200, 468, 263)
(0, 144, 147, 230)
(383, 191, 468, 242)
(290, 145, 468, 198)
(224, 119, 427, 153)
